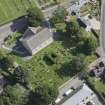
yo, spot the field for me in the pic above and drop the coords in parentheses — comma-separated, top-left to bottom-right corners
(0, 0, 34, 25)
(0, 0, 54, 25)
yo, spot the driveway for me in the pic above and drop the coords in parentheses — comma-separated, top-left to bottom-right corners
(58, 76, 84, 98)
(100, 0, 105, 57)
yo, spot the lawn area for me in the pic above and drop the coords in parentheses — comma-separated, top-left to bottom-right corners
(0, 0, 36, 25)
(89, 77, 105, 93)
(4, 32, 22, 47)
(0, 0, 56, 25)
(12, 40, 73, 89)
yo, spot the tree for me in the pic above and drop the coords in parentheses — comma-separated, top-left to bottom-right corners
(2, 55, 15, 69)
(66, 19, 80, 36)
(70, 55, 87, 75)
(50, 6, 68, 25)
(53, 0, 60, 4)
(33, 84, 58, 104)
(13, 66, 29, 86)
(0, 84, 28, 105)
(78, 33, 98, 55)
(27, 6, 44, 27)
(0, 49, 5, 61)
(57, 55, 87, 77)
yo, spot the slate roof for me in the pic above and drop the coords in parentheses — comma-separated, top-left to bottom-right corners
(20, 27, 53, 52)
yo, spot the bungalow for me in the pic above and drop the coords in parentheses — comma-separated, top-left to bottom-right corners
(20, 27, 53, 55)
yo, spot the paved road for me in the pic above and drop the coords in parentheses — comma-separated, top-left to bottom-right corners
(42, 0, 78, 18)
(100, 0, 105, 57)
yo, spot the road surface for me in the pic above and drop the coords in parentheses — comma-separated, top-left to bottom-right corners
(42, 0, 78, 18)
(100, 0, 105, 57)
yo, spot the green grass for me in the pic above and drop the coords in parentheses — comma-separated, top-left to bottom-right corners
(0, 0, 35, 25)
(88, 77, 105, 93)
(4, 32, 21, 47)
(0, 0, 56, 25)
(12, 40, 73, 89)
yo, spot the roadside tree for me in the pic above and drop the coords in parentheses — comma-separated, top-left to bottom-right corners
(33, 84, 58, 104)
(50, 6, 68, 25)
(27, 6, 44, 27)
(0, 84, 28, 105)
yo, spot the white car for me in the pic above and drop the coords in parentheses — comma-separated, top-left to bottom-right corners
(64, 89, 73, 96)
(55, 98, 62, 104)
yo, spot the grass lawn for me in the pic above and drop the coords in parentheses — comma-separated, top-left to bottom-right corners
(12, 40, 73, 89)
(0, 0, 56, 25)
(89, 77, 105, 93)
(4, 32, 22, 47)
(0, 0, 36, 25)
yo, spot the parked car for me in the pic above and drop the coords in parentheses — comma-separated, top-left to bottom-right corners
(64, 88, 73, 96)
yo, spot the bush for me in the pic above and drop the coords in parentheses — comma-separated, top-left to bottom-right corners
(50, 6, 68, 26)
(13, 66, 27, 85)
(0, 84, 29, 105)
(43, 53, 60, 65)
(33, 84, 58, 104)
(1, 55, 15, 69)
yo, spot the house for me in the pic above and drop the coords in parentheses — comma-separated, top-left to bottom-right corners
(20, 27, 53, 55)
(61, 83, 102, 105)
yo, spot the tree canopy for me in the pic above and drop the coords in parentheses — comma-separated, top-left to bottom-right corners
(0, 84, 28, 105)
(1, 55, 15, 69)
(75, 30, 98, 55)
(80, 34, 98, 55)
(27, 6, 44, 27)
(50, 6, 68, 25)
(66, 19, 80, 36)
(33, 84, 58, 104)
(13, 66, 29, 86)
(70, 55, 87, 74)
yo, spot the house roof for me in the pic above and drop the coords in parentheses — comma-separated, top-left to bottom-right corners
(22, 27, 40, 39)
(20, 27, 53, 51)
(62, 84, 102, 105)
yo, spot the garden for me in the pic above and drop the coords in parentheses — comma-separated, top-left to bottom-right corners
(0, 5, 99, 105)
(4, 32, 22, 47)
